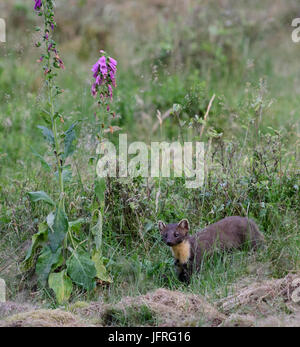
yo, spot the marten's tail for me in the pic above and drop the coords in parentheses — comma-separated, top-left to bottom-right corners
(249, 219, 265, 249)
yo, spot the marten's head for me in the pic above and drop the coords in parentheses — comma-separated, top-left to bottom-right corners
(158, 219, 189, 246)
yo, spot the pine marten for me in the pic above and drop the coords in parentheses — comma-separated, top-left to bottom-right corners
(158, 216, 264, 283)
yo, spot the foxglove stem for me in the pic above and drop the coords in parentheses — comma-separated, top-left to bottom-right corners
(49, 83, 64, 208)
(40, 0, 65, 209)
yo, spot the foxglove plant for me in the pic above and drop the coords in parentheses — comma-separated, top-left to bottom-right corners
(24, 0, 111, 305)
(33, 0, 65, 205)
(90, 51, 117, 258)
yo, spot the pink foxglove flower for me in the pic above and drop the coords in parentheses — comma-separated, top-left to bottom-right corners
(91, 50, 117, 105)
(34, 0, 42, 11)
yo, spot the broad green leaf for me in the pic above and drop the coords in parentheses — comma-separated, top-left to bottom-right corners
(63, 122, 78, 159)
(95, 177, 106, 203)
(31, 149, 51, 171)
(36, 246, 63, 287)
(48, 270, 73, 304)
(37, 125, 54, 146)
(28, 191, 55, 206)
(92, 251, 112, 283)
(49, 207, 68, 252)
(66, 252, 96, 291)
(22, 222, 48, 271)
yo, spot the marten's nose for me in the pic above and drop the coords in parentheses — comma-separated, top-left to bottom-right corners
(167, 241, 172, 246)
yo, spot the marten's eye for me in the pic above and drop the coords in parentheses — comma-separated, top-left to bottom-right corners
(174, 232, 179, 237)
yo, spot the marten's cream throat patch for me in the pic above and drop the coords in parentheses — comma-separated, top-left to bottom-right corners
(171, 240, 190, 264)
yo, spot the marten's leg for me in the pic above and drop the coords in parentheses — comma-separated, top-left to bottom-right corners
(178, 263, 190, 283)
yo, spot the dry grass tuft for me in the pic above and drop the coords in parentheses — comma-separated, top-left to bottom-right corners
(219, 272, 300, 316)
(0, 301, 36, 320)
(77, 288, 225, 326)
(0, 309, 90, 327)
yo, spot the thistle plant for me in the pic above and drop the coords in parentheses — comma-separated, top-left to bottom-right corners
(23, 0, 111, 305)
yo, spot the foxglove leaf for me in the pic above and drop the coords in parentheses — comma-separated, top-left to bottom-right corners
(37, 125, 54, 146)
(31, 149, 51, 171)
(22, 222, 48, 271)
(28, 191, 55, 206)
(36, 246, 63, 287)
(48, 270, 73, 304)
(49, 207, 68, 252)
(66, 251, 96, 291)
(92, 251, 112, 283)
(63, 122, 78, 159)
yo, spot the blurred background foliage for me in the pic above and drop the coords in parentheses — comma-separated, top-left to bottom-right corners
(0, 0, 299, 167)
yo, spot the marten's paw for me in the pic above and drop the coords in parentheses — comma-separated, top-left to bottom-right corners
(178, 270, 190, 284)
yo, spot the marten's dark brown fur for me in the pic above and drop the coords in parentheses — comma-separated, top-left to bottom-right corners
(158, 216, 264, 282)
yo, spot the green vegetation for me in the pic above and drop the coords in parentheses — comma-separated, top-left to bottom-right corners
(0, 0, 299, 325)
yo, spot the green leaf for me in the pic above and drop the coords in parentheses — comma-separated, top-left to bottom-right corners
(48, 270, 73, 304)
(49, 207, 69, 252)
(31, 148, 51, 171)
(66, 251, 96, 291)
(36, 246, 63, 287)
(28, 191, 56, 206)
(37, 125, 54, 146)
(95, 177, 106, 203)
(92, 251, 112, 283)
(22, 222, 48, 271)
(63, 122, 78, 159)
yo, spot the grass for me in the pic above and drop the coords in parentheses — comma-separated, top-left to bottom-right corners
(0, 0, 299, 326)
(103, 304, 157, 327)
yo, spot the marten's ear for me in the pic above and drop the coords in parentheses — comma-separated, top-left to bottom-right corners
(158, 220, 166, 233)
(177, 219, 189, 232)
